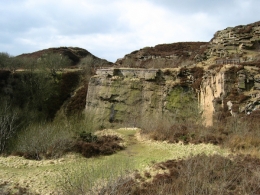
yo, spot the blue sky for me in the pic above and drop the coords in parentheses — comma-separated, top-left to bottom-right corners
(1, 0, 259, 62)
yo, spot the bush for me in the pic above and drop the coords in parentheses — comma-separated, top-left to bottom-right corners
(99, 154, 260, 195)
(141, 112, 260, 155)
(0, 100, 21, 154)
(11, 122, 74, 160)
(78, 131, 97, 142)
(73, 135, 125, 158)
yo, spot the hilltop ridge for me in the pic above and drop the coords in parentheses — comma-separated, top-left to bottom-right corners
(18, 46, 112, 66)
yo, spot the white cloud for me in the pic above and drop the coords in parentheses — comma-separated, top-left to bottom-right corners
(0, 0, 260, 62)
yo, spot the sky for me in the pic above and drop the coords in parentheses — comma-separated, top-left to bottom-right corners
(1, 0, 259, 62)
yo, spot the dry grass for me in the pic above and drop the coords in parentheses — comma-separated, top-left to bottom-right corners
(0, 128, 229, 194)
(99, 154, 260, 195)
(140, 114, 260, 158)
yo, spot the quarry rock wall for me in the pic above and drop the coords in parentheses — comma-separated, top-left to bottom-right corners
(86, 65, 260, 128)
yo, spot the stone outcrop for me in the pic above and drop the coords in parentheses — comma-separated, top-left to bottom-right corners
(86, 68, 164, 128)
(200, 64, 260, 125)
(115, 42, 208, 69)
(85, 63, 260, 127)
(115, 21, 260, 69)
(83, 21, 260, 127)
(199, 70, 225, 126)
(85, 67, 203, 128)
(206, 21, 260, 60)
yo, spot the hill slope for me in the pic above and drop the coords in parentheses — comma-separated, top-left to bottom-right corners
(18, 46, 112, 67)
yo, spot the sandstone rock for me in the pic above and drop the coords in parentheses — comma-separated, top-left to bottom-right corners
(115, 42, 208, 68)
(207, 21, 260, 59)
(85, 68, 201, 128)
(254, 74, 260, 89)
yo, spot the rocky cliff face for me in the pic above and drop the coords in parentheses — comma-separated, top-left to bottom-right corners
(85, 21, 260, 127)
(207, 21, 260, 59)
(86, 68, 165, 128)
(200, 64, 260, 125)
(86, 65, 260, 127)
(85, 67, 202, 128)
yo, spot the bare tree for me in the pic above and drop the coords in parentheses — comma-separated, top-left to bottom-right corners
(0, 53, 22, 72)
(38, 53, 71, 80)
(0, 52, 11, 70)
(8, 57, 22, 72)
(0, 100, 20, 153)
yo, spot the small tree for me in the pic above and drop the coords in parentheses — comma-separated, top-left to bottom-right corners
(8, 57, 22, 72)
(20, 57, 38, 71)
(38, 53, 71, 80)
(0, 53, 22, 72)
(0, 52, 10, 70)
(0, 100, 20, 153)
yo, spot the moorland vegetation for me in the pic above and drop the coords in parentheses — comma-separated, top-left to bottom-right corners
(1, 36, 260, 194)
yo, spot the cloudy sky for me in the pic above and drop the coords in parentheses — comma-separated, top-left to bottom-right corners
(1, 0, 259, 62)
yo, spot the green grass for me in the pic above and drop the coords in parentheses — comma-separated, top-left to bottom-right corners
(0, 128, 230, 194)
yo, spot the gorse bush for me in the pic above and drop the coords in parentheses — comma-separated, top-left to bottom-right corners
(78, 131, 97, 143)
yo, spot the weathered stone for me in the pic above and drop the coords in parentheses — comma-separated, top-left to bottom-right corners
(86, 63, 260, 128)
(207, 21, 260, 59)
(238, 73, 246, 89)
(85, 68, 198, 128)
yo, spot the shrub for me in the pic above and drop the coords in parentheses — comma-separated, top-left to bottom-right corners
(72, 135, 125, 158)
(0, 100, 21, 154)
(142, 109, 260, 155)
(78, 131, 97, 142)
(99, 154, 260, 195)
(11, 122, 74, 160)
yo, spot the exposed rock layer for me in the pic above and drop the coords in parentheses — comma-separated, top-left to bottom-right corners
(115, 42, 208, 68)
(86, 63, 260, 127)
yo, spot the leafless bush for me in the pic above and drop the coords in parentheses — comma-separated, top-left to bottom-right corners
(0, 100, 20, 153)
(12, 122, 74, 160)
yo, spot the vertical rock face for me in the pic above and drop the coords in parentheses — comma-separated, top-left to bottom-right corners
(86, 65, 260, 128)
(199, 71, 225, 126)
(199, 65, 260, 125)
(85, 68, 200, 128)
(86, 68, 166, 128)
(85, 21, 260, 128)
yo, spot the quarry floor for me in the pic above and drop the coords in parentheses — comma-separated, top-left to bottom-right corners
(0, 128, 229, 194)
